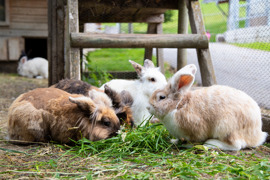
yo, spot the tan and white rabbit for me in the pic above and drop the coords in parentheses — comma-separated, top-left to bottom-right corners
(8, 88, 120, 144)
(148, 64, 267, 151)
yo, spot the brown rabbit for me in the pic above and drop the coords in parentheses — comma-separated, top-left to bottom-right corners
(51, 78, 103, 96)
(148, 64, 267, 151)
(53, 79, 134, 127)
(8, 88, 120, 144)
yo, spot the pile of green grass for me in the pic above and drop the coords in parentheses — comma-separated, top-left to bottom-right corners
(56, 121, 270, 179)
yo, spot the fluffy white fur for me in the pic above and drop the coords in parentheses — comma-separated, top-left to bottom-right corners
(100, 59, 167, 126)
(148, 64, 267, 151)
(18, 56, 48, 79)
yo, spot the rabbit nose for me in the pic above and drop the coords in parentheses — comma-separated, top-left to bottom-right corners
(146, 106, 150, 110)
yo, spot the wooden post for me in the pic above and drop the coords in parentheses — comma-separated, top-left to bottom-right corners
(144, 22, 164, 73)
(48, 0, 66, 86)
(177, 0, 188, 70)
(144, 23, 156, 60)
(156, 23, 164, 74)
(186, 0, 216, 86)
(65, 0, 81, 80)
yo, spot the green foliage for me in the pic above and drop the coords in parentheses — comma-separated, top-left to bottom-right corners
(63, 120, 174, 158)
(82, 53, 113, 87)
(232, 42, 270, 52)
(164, 10, 174, 23)
(85, 48, 173, 79)
(85, 48, 152, 72)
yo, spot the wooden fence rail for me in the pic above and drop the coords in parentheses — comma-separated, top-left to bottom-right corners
(70, 33, 209, 49)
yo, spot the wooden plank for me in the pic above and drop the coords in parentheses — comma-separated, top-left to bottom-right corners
(177, 0, 188, 70)
(8, 22, 48, 30)
(71, 33, 209, 49)
(48, 0, 66, 85)
(11, 7, 47, 16)
(64, 5, 70, 78)
(187, 0, 216, 86)
(8, 37, 24, 60)
(79, 0, 178, 10)
(66, 0, 80, 80)
(55, 0, 66, 83)
(80, 13, 164, 23)
(11, 15, 48, 23)
(0, 29, 47, 37)
(47, 0, 53, 85)
(0, 38, 8, 60)
(11, 0, 47, 8)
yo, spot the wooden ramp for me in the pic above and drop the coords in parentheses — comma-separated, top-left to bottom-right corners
(48, 0, 216, 86)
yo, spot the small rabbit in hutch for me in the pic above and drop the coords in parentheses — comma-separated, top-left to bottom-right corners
(148, 64, 267, 151)
(8, 88, 120, 144)
(17, 51, 48, 79)
(100, 59, 167, 126)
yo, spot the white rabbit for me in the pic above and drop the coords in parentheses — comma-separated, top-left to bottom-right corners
(148, 64, 267, 151)
(100, 59, 167, 126)
(17, 54, 48, 79)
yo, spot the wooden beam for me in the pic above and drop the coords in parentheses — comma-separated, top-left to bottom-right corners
(70, 33, 209, 49)
(47, 0, 66, 86)
(65, 0, 80, 80)
(79, 0, 178, 10)
(177, 0, 188, 70)
(187, 0, 216, 86)
(156, 23, 164, 74)
(144, 23, 164, 74)
(144, 23, 156, 60)
(79, 13, 164, 23)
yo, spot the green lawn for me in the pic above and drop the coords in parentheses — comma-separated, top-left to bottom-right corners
(233, 42, 270, 52)
(85, 48, 148, 72)
(85, 48, 174, 81)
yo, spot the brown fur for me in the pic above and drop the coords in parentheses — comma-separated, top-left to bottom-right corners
(51, 79, 103, 96)
(104, 85, 134, 127)
(8, 88, 120, 144)
(53, 79, 134, 128)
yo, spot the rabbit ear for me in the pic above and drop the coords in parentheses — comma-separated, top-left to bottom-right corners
(129, 60, 145, 77)
(143, 59, 155, 68)
(177, 74, 194, 91)
(104, 85, 122, 108)
(120, 90, 133, 107)
(171, 64, 197, 92)
(69, 96, 96, 115)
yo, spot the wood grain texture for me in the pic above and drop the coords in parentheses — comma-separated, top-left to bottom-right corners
(177, 0, 188, 70)
(71, 33, 209, 49)
(187, 0, 216, 86)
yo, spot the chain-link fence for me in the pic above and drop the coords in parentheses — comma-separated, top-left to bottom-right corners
(81, 0, 270, 116)
(200, 0, 270, 116)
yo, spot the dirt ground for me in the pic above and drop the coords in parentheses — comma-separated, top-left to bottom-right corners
(0, 73, 269, 179)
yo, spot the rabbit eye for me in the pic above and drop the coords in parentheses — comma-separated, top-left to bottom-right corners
(149, 77, 156, 82)
(102, 120, 111, 127)
(159, 95, 166, 100)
